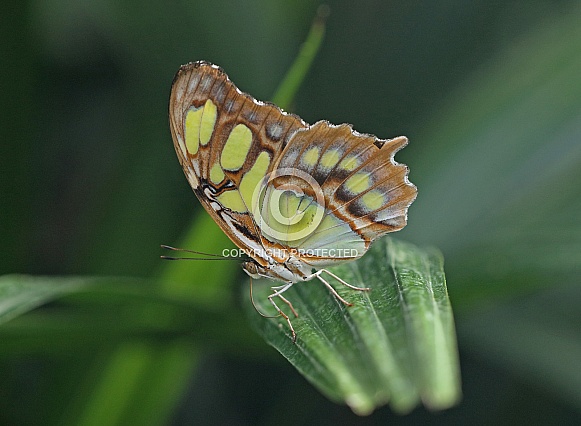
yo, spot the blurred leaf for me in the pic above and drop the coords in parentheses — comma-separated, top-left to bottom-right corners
(67, 214, 241, 426)
(404, 3, 581, 305)
(247, 238, 460, 415)
(459, 282, 581, 411)
(0, 274, 112, 325)
(271, 4, 328, 109)
(0, 289, 261, 357)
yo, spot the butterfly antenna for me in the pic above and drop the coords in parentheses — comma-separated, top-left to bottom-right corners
(160, 245, 241, 261)
(161, 245, 224, 257)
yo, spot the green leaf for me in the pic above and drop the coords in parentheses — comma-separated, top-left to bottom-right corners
(0, 274, 107, 325)
(271, 4, 328, 109)
(246, 237, 461, 415)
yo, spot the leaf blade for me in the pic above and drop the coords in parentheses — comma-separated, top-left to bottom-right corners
(246, 237, 461, 415)
(0, 274, 108, 325)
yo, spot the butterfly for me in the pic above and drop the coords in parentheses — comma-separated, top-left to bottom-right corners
(168, 61, 417, 341)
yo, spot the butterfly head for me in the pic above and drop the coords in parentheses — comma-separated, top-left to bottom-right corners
(241, 260, 262, 279)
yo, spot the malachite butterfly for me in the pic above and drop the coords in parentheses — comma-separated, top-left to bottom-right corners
(168, 61, 417, 340)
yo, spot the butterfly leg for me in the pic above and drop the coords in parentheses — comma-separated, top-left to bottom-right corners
(268, 282, 297, 342)
(321, 269, 370, 292)
(269, 284, 298, 317)
(312, 269, 371, 306)
(277, 294, 299, 318)
(312, 271, 354, 306)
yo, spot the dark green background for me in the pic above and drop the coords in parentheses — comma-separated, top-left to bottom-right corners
(2, 0, 580, 424)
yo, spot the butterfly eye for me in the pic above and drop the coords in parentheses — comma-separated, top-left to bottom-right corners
(242, 261, 259, 276)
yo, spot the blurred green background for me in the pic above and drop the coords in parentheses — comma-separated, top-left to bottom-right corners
(2, 0, 581, 424)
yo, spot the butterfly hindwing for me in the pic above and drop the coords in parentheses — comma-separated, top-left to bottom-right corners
(257, 121, 416, 265)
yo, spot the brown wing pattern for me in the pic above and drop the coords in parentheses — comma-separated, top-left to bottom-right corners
(272, 121, 417, 247)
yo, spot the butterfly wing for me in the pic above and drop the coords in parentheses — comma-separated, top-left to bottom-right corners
(169, 61, 307, 256)
(256, 120, 417, 266)
(169, 61, 417, 270)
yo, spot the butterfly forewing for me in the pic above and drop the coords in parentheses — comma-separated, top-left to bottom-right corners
(169, 62, 306, 257)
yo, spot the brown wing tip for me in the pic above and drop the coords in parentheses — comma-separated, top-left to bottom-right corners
(172, 60, 226, 85)
(379, 135, 409, 152)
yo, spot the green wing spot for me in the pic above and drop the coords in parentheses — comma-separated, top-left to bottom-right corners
(199, 99, 217, 145)
(185, 106, 203, 154)
(221, 124, 253, 171)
